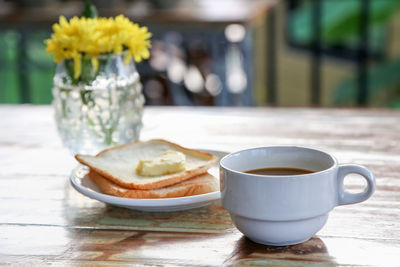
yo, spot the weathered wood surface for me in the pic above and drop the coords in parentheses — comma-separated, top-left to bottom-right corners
(1, 105, 400, 266)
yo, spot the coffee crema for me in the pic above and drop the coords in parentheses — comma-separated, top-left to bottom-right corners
(244, 167, 315, 176)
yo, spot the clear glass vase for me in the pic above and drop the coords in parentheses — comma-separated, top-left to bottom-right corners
(52, 54, 145, 155)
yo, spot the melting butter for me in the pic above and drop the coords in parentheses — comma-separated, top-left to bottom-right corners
(136, 151, 186, 176)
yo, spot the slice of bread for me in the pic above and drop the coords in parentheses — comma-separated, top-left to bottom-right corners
(89, 170, 219, 199)
(75, 139, 218, 190)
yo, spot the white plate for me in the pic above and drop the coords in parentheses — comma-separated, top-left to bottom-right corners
(70, 149, 228, 212)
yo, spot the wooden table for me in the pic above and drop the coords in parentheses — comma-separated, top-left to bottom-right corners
(1, 105, 399, 266)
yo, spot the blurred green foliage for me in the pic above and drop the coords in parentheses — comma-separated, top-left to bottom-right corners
(334, 59, 400, 107)
(290, 0, 400, 108)
(27, 32, 55, 104)
(0, 31, 55, 104)
(291, 0, 400, 48)
(0, 31, 20, 103)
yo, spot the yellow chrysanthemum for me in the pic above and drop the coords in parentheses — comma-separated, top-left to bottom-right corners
(45, 15, 151, 79)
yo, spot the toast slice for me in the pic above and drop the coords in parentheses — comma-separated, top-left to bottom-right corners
(75, 139, 218, 190)
(89, 170, 219, 199)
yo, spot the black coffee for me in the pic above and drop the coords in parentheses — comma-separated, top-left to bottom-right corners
(245, 167, 315, 176)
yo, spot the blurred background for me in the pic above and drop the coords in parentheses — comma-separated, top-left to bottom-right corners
(0, 0, 399, 107)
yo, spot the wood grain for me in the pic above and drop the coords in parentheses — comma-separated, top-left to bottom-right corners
(1, 105, 399, 266)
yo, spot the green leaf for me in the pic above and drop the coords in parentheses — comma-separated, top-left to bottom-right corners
(64, 59, 78, 85)
(80, 58, 99, 84)
(82, 0, 98, 18)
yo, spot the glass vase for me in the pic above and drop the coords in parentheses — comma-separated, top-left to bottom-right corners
(52, 54, 145, 155)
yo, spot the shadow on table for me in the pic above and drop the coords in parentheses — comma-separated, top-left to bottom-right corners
(225, 235, 330, 265)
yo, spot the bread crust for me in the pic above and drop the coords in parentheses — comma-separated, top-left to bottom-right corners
(89, 170, 219, 199)
(75, 139, 218, 190)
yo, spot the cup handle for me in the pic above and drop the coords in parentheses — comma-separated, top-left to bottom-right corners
(337, 164, 376, 205)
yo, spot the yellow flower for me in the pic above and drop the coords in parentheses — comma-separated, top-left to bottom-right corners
(126, 24, 152, 63)
(45, 15, 151, 79)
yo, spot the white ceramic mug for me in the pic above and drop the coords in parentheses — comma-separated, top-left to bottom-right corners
(220, 146, 376, 246)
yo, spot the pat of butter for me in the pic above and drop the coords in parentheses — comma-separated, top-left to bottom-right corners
(136, 151, 186, 176)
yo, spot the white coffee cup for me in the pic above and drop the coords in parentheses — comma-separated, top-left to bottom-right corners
(220, 146, 375, 246)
